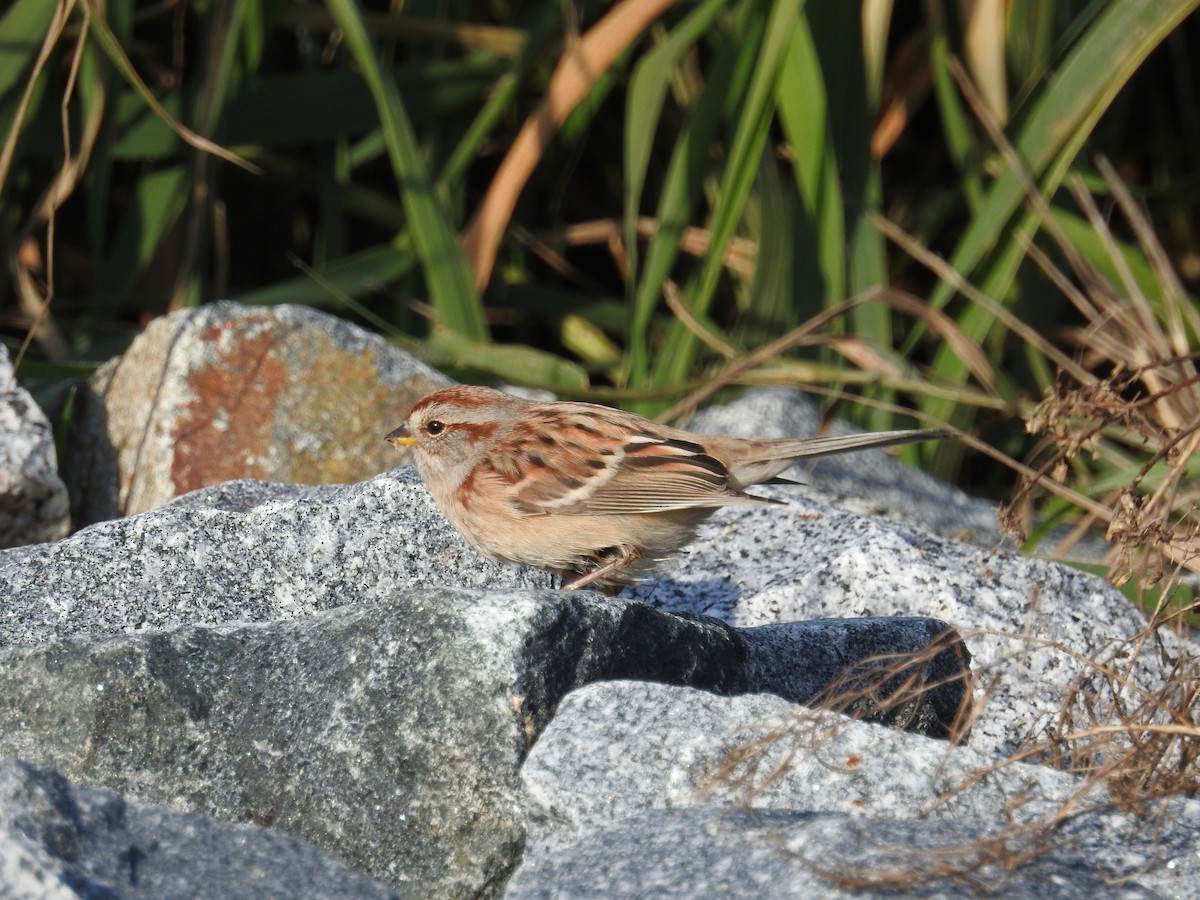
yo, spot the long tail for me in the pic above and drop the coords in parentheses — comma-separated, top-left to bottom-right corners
(729, 427, 949, 487)
(766, 427, 950, 461)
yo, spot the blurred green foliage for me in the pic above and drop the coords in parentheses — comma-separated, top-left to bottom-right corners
(2, 0, 1199, 511)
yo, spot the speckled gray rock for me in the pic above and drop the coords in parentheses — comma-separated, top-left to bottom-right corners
(619, 476, 1197, 761)
(0, 468, 969, 733)
(519, 681, 1094, 858)
(505, 805, 1187, 898)
(516, 680, 1200, 898)
(0, 468, 549, 646)
(0, 471, 972, 896)
(0, 588, 966, 896)
(63, 301, 450, 526)
(0, 344, 69, 548)
(0, 757, 398, 899)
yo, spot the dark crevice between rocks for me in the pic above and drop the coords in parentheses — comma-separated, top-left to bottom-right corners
(515, 596, 972, 756)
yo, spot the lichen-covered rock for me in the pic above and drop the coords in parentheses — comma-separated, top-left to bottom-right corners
(0, 345, 69, 548)
(63, 301, 449, 525)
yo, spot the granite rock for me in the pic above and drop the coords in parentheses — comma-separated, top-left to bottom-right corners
(0, 473, 970, 894)
(519, 681, 1089, 858)
(0, 469, 550, 647)
(0, 757, 398, 899)
(0, 344, 69, 548)
(0, 590, 965, 896)
(506, 805, 1192, 898)
(618, 396, 1195, 761)
(515, 680, 1200, 899)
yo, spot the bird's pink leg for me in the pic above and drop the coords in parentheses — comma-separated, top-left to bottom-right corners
(560, 553, 637, 591)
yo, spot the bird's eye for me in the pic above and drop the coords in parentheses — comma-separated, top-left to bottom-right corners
(425, 420, 445, 436)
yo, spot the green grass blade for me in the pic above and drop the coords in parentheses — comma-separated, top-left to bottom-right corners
(928, 13, 984, 211)
(0, 0, 53, 100)
(688, 0, 803, 314)
(325, 0, 488, 341)
(808, 2, 891, 422)
(236, 246, 419, 309)
(0, 0, 60, 196)
(776, 13, 845, 312)
(626, 0, 767, 397)
(97, 164, 189, 304)
(427, 332, 590, 391)
(922, 0, 1200, 473)
(624, 0, 731, 279)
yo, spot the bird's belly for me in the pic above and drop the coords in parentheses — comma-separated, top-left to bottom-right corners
(459, 508, 709, 571)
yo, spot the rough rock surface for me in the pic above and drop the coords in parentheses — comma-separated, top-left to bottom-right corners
(0, 473, 969, 895)
(0, 348, 1193, 897)
(621, 390, 1190, 762)
(511, 680, 1200, 898)
(0, 344, 70, 548)
(0, 758, 398, 899)
(63, 301, 449, 525)
(506, 805, 1191, 899)
(0, 469, 549, 645)
(519, 682, 1086, 857)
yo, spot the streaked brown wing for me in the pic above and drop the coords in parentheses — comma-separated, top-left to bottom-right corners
(509, 425, 764, 515)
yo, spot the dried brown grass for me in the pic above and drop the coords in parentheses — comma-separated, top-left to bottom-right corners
(699, 117, 1200, 894)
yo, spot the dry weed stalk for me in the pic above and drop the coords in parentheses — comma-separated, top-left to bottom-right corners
(704, 621, 1197, 893)
(700, 632, 974, 806)
(1037, 613, 1200, 809)
(702, 634, 975, 803)
(998, 161, 1200, 589)
(694, 67, 1200, 897)
(809, 821, 1074, 895)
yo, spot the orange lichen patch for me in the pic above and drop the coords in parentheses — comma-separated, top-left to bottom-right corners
(171, 315, 442, 496)
(171, 316, 287, 495)
(265, 340, 430, 486)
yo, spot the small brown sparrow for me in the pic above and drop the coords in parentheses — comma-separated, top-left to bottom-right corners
(387, 385, 947, 591)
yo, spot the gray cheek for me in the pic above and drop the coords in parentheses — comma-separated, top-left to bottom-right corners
(421, 434, 470, 475)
